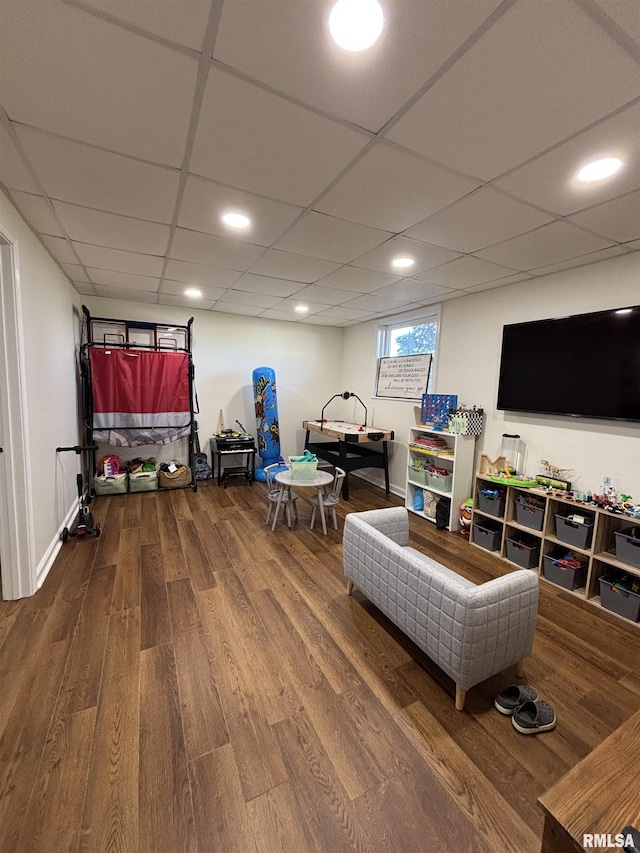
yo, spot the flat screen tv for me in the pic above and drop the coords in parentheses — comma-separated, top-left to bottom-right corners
(496, 305, 640, 423)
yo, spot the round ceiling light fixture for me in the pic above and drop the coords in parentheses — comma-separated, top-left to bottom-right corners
(329, 0, 384, 52)
(577, 157, 623, 182)
(184, 288, 203, 298)
(391, 256, 415, 269)
(222, 211, 251, 229)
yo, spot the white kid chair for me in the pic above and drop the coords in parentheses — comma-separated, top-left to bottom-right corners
(264, 463, 298, 528)
(310, 467, 346, 531)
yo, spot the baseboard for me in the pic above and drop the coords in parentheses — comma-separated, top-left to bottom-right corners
(36, 500, 78, 590)
(351, 470, 405, 500)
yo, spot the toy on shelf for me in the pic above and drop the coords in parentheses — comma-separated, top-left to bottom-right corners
(459, 499, 473, 537)
(490, 467, 538, 488)
(479, 454, 507, 476)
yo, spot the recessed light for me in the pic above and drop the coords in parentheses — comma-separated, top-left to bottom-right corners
(391, 257, 415, 269)
(577, 157, 623, 182)
(329, 0, 384, 52)
(615, 308, 633, 315)
(221, 212, 251, 229)
(184, 288, 202, 298)
(295, 305, 309, 313)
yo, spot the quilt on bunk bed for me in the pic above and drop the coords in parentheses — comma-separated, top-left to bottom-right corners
(89, 348, 191, 446)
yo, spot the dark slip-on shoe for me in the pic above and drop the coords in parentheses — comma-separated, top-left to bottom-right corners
(494, 684, 538, 715)
(512, 699, 557, 734)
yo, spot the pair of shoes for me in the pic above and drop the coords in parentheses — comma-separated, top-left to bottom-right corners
(494, 685, 557, 734)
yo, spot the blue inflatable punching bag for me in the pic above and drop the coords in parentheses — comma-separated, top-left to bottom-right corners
(252, 366, 280, 482)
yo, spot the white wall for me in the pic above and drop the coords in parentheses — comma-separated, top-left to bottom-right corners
(82, 296, 344, 467)
(0, 187, 83, 592)
(341, 252, 640, 501)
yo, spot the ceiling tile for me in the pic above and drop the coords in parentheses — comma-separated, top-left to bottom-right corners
(0, 122, 40, 193)
(386, 1, 640, 180)
(94, 286, 159, 303)
(159, 294, 215, 309)
(526, 244, 630, 276)
(73, 281, 98, 296)
(213, 303, 265, 317)
(299, 314, 348, 326)
(592, 0, 640, 45)
(341, 294, 408, 312)
(250, 249, 340, 282)
(190, 67, 370, 206)
(568, 191, 640, 243)
(170, 228, 265, 271)
(352, 235, 460, 274)
(178, 175, 304, 245)
(60, 263, 90, 283)
(87, 268, 160, 291)
(418, 255, 520, 287)
(462, 272, 534, 292)
(371, 279, 458, 302)
(315, 143, 478, 231)
(80, 0, 212, 51)
(9, 190, 64, 237)
(164, 259, 242, 289)
(475, 221, 616, 270)
(274, 212, 392, 263)
(291, 285, 355, 306)
(1, 2, 198, 167)
(315, 305, 374, 321)
(161, 280, 227, 301)
(214, 1, 502, 131)
(218, 290, 282, 309)
(16, 126, 180, 222)
(269, 298, 328, 315)
(494, 103, 640, 216)
(40, 235, 78, 265)
(53, 201, 170, 254)
(404, 187, 555, 252)
(77, 244, 164, 277)
(313, 266, 402, 293)
(231, 273, 306, 298)
(257, 309, 305, 322)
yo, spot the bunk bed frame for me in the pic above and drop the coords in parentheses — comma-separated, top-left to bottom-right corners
(80, 305, 197, 492)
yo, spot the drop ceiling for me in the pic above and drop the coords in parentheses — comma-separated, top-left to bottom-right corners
(0, 0, 638, 327)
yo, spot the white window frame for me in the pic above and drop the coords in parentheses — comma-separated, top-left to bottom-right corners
(375, 306, 441, 399)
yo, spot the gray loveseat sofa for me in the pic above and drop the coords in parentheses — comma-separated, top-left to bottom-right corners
(343, 507, 539, 710)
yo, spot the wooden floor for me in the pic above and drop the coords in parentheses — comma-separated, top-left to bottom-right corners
(1, 477, 639, 853)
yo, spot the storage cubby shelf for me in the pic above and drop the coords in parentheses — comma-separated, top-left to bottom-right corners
(470, 476, 640, 628)
(405, 427, 476, 531)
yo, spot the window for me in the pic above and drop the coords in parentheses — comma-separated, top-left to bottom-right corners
(377, 309, 440, 395)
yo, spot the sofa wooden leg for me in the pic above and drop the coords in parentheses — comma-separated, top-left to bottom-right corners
(346, 579, 353, 595)
(515, 659, 525, 678)
(455, 685, 466, 711)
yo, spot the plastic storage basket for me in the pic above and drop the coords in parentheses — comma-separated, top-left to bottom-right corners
(506, 536, 540, 569)
(473, 519, 502, 552)
(542, 549, 588, 590)
(554, 514, 593, 549)
(408, 466, 428, 486)
(515, 496, 545, 531)
(477, 489, 505, 518)
(426, 470, 452, 492)
(599, 573, 640, 622)
(614, 527, 640, 569)
(288, 457, 318, 481)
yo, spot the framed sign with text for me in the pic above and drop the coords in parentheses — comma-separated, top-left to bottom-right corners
(375, 354, 432, 400)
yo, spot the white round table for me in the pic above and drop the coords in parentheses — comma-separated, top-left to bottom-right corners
(271, 469, 334, 535)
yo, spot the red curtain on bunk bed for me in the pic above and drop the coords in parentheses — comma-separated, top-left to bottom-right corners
(88, 348, 191, 446)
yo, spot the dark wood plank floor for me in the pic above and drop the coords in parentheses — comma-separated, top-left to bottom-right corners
(1, 477, 639, 852)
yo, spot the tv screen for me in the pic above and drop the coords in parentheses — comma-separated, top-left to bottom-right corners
(497, 306, 640, 422)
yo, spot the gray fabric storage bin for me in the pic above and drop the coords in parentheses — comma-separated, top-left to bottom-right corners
(614, 527, 640, 568)
(554, 514, 593, 549)
(473, 519, 502, 552)
(129, 470, 158, 492)
(506, 536, 540, 569)
(599, 573, 640, 622)
(542, 551, 588, 590)
(515, 496, 545, 531)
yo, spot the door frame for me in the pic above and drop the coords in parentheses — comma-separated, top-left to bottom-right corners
(0, 222, 36, 599)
